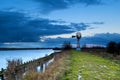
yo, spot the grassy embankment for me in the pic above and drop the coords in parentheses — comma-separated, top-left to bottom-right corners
(23, 51, 71, 80)
(23, 50, 120, 80)
(61, 50, 120, 80)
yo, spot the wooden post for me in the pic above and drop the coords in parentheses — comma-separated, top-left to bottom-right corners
(40, 64, 43, 72)
(0, 75, 4, 80)
(0, 68, 4, 80)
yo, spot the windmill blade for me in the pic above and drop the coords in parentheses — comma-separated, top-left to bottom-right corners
(72, 36, 76, 38)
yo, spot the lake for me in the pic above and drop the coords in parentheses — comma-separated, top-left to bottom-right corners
(0, 49, 54, 69)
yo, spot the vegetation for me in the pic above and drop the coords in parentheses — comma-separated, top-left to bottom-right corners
(22, 49, 120, 80)
(61, 50, 120, 80)
(23, 51, 70, 80)
(3, 47, 120, 80)
(62, 41, 72, 50)
(5, 59, 22, 80)
(107, 41, 120, 56)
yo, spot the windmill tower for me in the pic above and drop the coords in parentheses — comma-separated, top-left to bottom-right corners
(72, 32, 81, 50)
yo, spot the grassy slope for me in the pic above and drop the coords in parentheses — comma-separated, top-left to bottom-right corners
(23, 51, 70, 80)
(61, 50, 120, 80)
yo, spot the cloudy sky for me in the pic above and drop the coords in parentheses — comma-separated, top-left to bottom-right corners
(0, 0, 120, 43)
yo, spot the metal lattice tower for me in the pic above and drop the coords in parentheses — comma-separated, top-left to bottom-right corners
(72, 32, 81, 50)
(76, 32, 81, 49)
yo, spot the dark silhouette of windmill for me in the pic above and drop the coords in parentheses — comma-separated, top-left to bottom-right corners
(72, 32, 81, 50)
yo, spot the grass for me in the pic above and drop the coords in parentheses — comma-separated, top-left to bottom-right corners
(61, 50, 120, 80)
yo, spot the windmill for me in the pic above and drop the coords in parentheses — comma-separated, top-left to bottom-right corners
(72, 32, 81, 50)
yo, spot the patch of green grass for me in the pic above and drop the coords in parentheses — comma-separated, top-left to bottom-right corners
(61, 50, 120, 80)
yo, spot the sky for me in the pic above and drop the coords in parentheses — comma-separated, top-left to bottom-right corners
(0, 0, 120, 43)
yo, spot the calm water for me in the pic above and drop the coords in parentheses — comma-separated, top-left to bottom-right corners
(0, 49, 54, 69)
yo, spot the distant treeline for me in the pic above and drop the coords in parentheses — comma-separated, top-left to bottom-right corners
(81, 41, 120, 56)
(0, 48, 62, 50)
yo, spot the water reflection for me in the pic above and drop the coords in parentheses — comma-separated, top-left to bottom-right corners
(36, 57, 54, 73)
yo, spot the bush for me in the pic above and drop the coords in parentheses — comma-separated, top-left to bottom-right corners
(5, 59, 22, 80)
(106, 41, 120, 56)
(62, 41, 72, 50)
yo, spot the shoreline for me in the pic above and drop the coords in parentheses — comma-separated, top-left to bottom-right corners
(0, 48, 62, 51)
(0, 50, 63, 79)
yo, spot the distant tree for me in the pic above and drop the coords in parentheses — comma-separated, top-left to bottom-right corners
(106, 41, 117, 55)
(116, 42, 120, 55)
(62, 41, 72, 50)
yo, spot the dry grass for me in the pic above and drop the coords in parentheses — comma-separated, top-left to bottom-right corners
(23, 51, 70, 80)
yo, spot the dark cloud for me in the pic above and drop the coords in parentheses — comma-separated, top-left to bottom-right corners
(33, 0, 103, 13)
(0, 11, 91, 42)
(93, 33, 120, 42)
(0, 11, 30, 42)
